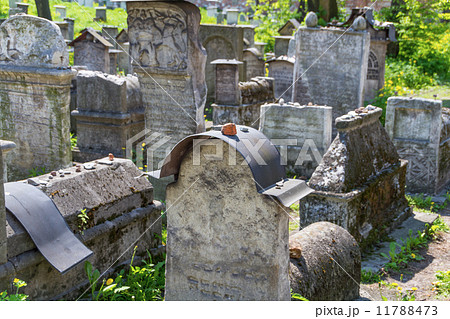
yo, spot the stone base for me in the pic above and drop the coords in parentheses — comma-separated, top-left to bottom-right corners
(300, 160, 412, 251)
(212, 103, 262, 129)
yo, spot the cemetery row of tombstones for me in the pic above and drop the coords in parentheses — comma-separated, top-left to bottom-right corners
(0, 0, 448, 301)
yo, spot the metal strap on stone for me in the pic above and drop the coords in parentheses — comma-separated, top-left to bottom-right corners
(156, 125, 312, 206)
(4, 182, 93, 273)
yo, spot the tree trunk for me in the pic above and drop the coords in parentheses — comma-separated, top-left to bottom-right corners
(34, 0, 52, 21)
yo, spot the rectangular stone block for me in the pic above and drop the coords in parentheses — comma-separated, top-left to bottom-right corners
(292, 27, 370, 135)
(385, 97, 448, 194)
(260, 103, 332, 178)
(267, 57, 295, 102)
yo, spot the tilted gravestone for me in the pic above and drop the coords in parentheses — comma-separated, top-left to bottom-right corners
(292, 25, 370, 136)
(0, 15, 74, 181)
(385, 97, 450, 194)
(300, 106, 411, 251)
(260, 102, 332, 178)
(158, 126, 312, 300)
(72, 71, 144, 163)
(128, 0, 207, 170)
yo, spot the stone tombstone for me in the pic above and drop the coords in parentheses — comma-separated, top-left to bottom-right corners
(102, 25, 119, 49)
(278, 19, 301, 36)
(162, 127, 307, 300)
(254, 42, 266, 55)
(267, 56, 296, 102)
(69, 28, 113, 73)
(64, 17, 75, 41)
(199, 24, 245, 104)
(116, 28, 130, 74)
(289, 222, 361, 301)
(54, 5, 67, 19)
(226, 8, 239, 25)
(55, 22, 69, 42)
(292, 26, 370, 136)
(211, 59, 242, 106)
(109, 49, 121, 74)
(274, 36, 293, 57)
(85, 0, 94, 7)
(243, 48, 265, 80)
(0, 140, 15, 265)
(95, 7, 107, 22)
(206, 5, 218, 17)
(16, 3, 30, 14)
(287, 37, 296, 57)
(72, 74, 145, 163)
(0, 15, 73, 181)
(127, 0, 207, 170)
(260, 102, 332, 178)
(300, 106, 411, 251)
(238, 25, 256, 49)
(385, 97, 449, 194)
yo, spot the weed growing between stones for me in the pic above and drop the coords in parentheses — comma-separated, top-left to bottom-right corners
(0, 278, 28, 301)
(77, 208, 89, 234)
(379, 281, 417, 301)
(27, 167, 47, 178)
(381, 217, 450, 272)
(84, 247, 165, 301)
(361, 269, 382, 284)
(406, 193, 450, 213)
(70, 133, 77, 151)
(432, 271, 450, 298)
(291, 290, 309, 301)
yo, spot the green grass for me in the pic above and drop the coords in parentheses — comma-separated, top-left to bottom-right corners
(406, 193, 450, 213)
(361, 269, 382, 284)
(433, 271, 450, 298)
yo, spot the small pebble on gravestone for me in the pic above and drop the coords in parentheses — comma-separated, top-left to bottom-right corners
(51, 171, 57, 176)
(352, 16, 367, 31)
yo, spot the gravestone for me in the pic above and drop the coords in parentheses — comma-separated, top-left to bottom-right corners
(274, 36, 293, 57)
(212, 60, 273, 128)
(160, 127, 312, 300)
(54, 5, 66, 19)
(243, 48, 265, 80)
(267, 56, 296, 102)
(260, 102, 332, 178)
(109, 49, 121, 74)
(207, 5, 218, 17)
(95, 7, 107, 22)
(0, 140, 15, 265)
(254, 42, 266, 55)
(292, 25, 370, 136)
(64, 18, 75, 41)
(69, 28, 113, 73)
(16, 3, 30, 14)
(116, 28, 130, 74)
(287, 37, 296, 57)
(72, 71, 144, 162)
(199, 24, 245, 105)
(300, 106, 411, 251)
(238, 25, 256, 49)
(127, 0, 207, 170)
(278, 19, 301, 36)
(216, 12, 224, 24)
(102, 25, 119, 49)
(0, 15, 74, 181)
(226, 8, 239, 25)
(55, 22, 70, 42)
(385, 97, 449, 194)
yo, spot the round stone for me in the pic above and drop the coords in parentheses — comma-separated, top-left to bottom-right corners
(305, 12, 318, 28)
(352, 16, 367, 31)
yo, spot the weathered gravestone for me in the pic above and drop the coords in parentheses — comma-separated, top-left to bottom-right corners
(267, 56, 297, 102)
(292, 23, 370, 136)
(72, 71, 144, 162)
(64, 17, 75, 41)
(69, 28, 113, 73)
(278, 19, 301, 36)
(116, 28, 130, 74)
(260, 102, 332, 178)
(1, 158, 163, 300)
(0, 15, 74, 181)
(243, 48, 265, 80)
(199, 24, 245, 104)
(0, 140, 16, 265)
(300, 106, 411, 251)
(95, 7, 107, 22)
(238, 25, 256, 49)
(226, 8, 239, 25)
(102, 25, 119, 49)
(385, 97, 450, 194)
(55, 21, 69, 42)
(274, 36, 293, 57)
(211, 59, 274, 128)
(54, 5, 66, 19)
(127, 0, 207, 170)
(159, 125, 313, 300)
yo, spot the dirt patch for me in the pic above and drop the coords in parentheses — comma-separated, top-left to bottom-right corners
(361, 211, 450, 301)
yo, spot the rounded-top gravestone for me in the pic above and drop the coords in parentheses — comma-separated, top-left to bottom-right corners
(0, 14, 69, 68)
